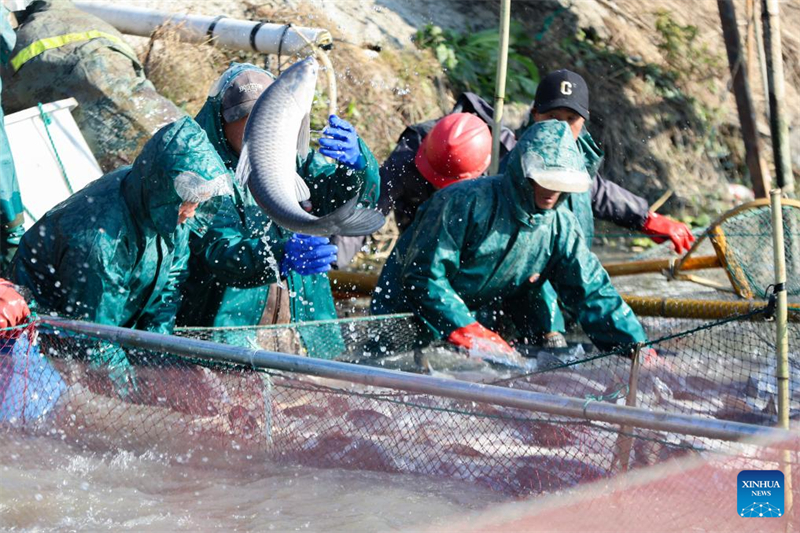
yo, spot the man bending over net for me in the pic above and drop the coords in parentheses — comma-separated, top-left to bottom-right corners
(371, 120, 650, 360)
(9, 117, 231, 397)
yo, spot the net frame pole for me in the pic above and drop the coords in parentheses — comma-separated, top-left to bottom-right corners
(671, 198, 800, 294)
(615, 348, 641, 473)
(37, 316, 800, 448)
(770, 188, 794, 518)
(621, 295, 800, 321)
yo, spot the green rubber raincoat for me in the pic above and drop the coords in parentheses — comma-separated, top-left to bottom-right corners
(177, 63, 380, 356)
(523, 130, 606, 336)
(0, 6, 24, 273)
(11, 117, 229, 389)
(371, 121, 645, 352)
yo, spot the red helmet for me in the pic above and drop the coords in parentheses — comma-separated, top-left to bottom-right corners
(415, 113, 492, 189)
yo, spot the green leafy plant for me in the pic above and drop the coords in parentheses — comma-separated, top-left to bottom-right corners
(414, 22, 540, 103)
(654, 10, 722, 84)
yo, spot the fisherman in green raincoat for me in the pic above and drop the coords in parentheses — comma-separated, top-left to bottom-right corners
(10, 117, 231, 392)
(371, 120, 647, 354)
(177, 63, 380, 357)
(0, 4, 24, 273)
(1, 0, 184, 172)
(519, 70, 694, 349)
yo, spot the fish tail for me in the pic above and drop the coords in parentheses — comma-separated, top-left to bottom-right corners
(318, 196, 386, 236)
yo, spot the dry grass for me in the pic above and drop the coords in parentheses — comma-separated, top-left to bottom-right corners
(140, 23, 227, 117)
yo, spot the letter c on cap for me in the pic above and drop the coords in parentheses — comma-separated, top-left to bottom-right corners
(560, 81, 573, 95)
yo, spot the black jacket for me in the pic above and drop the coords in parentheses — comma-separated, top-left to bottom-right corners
(378, 93, 518, 232)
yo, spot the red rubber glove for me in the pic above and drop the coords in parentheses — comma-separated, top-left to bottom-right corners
(641, 212, 695, 254)
(637, 347, 672, 370)
(0, 280, 30, 337)
(447, 322, 514, 355)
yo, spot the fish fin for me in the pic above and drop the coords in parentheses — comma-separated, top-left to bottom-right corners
(297, 112, 311, 157)
(315, 196, 386, 236)
(234, 143, 252, 187)
(294, 172, 311, 202)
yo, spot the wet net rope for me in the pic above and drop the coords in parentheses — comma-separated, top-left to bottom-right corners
(37, 102, 75, 196)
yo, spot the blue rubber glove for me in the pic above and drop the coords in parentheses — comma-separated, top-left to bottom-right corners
(318, 115, 365, 170)
(280, 234, 338, 276)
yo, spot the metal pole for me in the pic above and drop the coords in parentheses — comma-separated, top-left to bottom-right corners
(38, 316, 800, 448)
(761, 0, 794, 194)
(489, 0, 511, 175)
(718, 0, 771, 198)
(769, 188, 794, 519)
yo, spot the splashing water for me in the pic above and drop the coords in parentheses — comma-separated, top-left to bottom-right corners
(259, 219, 284, 290)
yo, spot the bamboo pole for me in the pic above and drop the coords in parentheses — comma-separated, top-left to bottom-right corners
(317, 49, 338, 116)
(328, 255, 722, 298)
(328, 269, 799, 321)
(603, 254, 719, 277)
(761, 0, 794, 195)
(717, 0, 771, 198)
(489, 0, 511, 175)
(615, 349, 641, 473)
(769, 189, 794, 519)
(36, 316, 800, 447)
(621, 294, 800, 321)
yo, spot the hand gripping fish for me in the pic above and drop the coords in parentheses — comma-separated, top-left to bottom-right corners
(234, 57, 386, 236)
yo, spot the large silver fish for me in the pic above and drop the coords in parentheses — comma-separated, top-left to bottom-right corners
(235, 57, 385, 236)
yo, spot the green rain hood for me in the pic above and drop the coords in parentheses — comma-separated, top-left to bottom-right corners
(372, 120, 646, 352)
(11, 117, 228, 388)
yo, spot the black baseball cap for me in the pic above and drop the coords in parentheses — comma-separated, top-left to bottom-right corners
(532, 69, 590, 120)
(221, 70, 275, 123)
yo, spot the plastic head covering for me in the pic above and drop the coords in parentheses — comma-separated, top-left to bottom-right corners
(415, 113, 492, 189)
(174, 171, 232, 203)
(129, 118, 231, 238)
(519, 120, 590, 193)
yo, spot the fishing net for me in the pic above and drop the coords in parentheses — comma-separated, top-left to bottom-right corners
(458, 433, 800, 532)
(0, 308, 797, 527)
(625, 199, 800, 300)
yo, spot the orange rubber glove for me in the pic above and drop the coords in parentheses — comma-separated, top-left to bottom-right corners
(447, 322, 514, 354)
(642, 212, 695, 255)
(0, 280, 30, 338)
